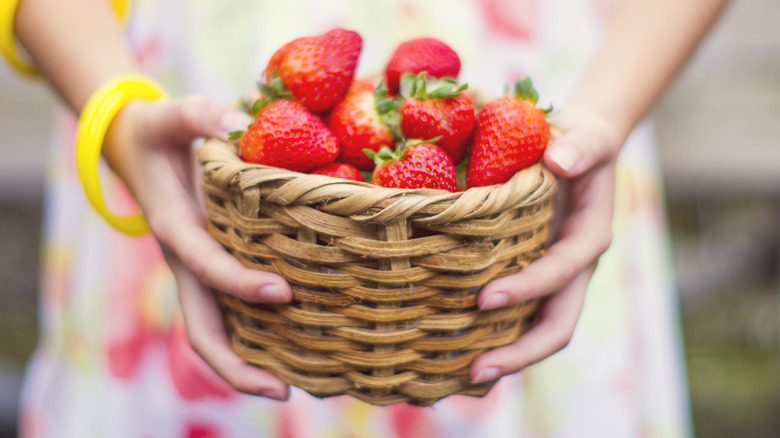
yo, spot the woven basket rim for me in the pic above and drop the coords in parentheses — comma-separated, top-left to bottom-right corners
(199, 137, 554, 193)
(198, 138, 557, 225)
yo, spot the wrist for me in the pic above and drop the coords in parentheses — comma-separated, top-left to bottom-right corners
(104, 98, 152, 195)
(75, 75, 167, 235)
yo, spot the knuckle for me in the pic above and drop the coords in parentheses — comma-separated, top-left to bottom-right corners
(178, 95, 210, 131)
(597, 227, 613, 256)
(229, 377, 259, 396)
(588, 119, 620, 160)
(181, 94, 211, 110)
(146, 213, 171, 245)
(212, 363, 261, 396)
(186, 257, 209, 284)
(553, 257, 579, 290)
(146, 211, 184, 258)
(551, 327, 574, 353)
(590, 137, 611, 163)
(184, 328, 213, 368)
(186, 331, 205, 357)
(184, 330, 245, 393)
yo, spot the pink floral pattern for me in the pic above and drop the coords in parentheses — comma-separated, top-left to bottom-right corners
(166, 322, 237, 401)
(481, 0, 539, 42)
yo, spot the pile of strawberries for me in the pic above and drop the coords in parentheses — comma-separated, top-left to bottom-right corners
(232, 28, 552, 191)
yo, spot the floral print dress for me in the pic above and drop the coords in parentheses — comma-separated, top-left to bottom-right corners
(19, 0, 692, 437)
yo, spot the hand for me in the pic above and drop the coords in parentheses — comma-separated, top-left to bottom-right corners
(106, 96, 292, 400)
(470, 105, 622, 384)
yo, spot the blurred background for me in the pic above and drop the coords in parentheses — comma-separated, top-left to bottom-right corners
(0, 0, 778, 436)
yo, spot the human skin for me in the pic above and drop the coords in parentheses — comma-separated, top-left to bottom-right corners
(14, 0, 729, 398)
(15, 0, 291, 400)
(470, 0, 730, 383)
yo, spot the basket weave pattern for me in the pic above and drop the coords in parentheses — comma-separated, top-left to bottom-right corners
(198, 138, 557, 406)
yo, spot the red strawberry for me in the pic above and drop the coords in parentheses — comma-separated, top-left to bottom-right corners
(466, 77, 551, 187)
(348, 78, 377, 95)
(368, 141, 457, 192)
(399, 73, 476, 165)
(265, 28, 362, 114)
(310, 162, 366, 182)
(385, 37, 461, 95)
(238, 99, 339, 172)
(328, 83, 398, 170)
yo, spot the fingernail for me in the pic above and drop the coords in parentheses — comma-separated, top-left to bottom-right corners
(480, 293, 508, 310)
(472, 367, 500, 384)
(259, 388, 287, 401)
(220, 110, 255, 138)
(258, 283, 288, 302)
(548, 144, 578, 173)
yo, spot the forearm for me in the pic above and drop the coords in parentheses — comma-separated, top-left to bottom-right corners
(15, 0, 138, 112)
(15, 0, 145, 188)
(567, 0, 729, 142)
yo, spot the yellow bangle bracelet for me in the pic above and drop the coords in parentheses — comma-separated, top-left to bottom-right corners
(112, 0, 130, 22)
(75, 75, 167, 236)
(0, 0, 36, 77)
(1, 0, 130, 78)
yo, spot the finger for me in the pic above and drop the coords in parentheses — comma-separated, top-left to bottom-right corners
(131, 99, 289, 303)
(478, 165, 614, 310)
(152, 208, 291, 303)
(470, 265, 594, 383)
(544, 114, 619, 178)
(146, 95, 254, 147)
(172, 259, 290, 400)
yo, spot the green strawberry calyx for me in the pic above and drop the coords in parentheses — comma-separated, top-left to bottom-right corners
(227, 98, 271, 141)
(363, 137, 440, 167)
(229, 69, 294, 141)
(257, 68, 295, 103)
(400, 72, 468, 100)
(373, 81, 396, 116)
(227, 130, 245, 141)
(511, 76, 553, 115)
(363, 145, 399, 167)
(373, 81, 403, 139)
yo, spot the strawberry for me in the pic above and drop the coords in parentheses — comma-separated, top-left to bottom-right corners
(385, 37, 461, 95)
(348, 78, 377, 95)
(310, 162, 366, 182)
(399, 73, 477, 165)
(367, 141, 457, 192)
(236, 99, 339, 172)
(265, 28, 362, 114)
(466, 77, 551, 187)
(327, 83, 398, 170)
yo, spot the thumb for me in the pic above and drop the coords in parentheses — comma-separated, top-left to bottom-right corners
(543, 119, 620, 178)
(147, 95, 255, 146)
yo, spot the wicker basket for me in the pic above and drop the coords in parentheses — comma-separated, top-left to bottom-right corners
(197, 137, 557, 406)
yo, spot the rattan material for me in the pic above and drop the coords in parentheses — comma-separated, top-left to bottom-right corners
(198, 137, 557, 406)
